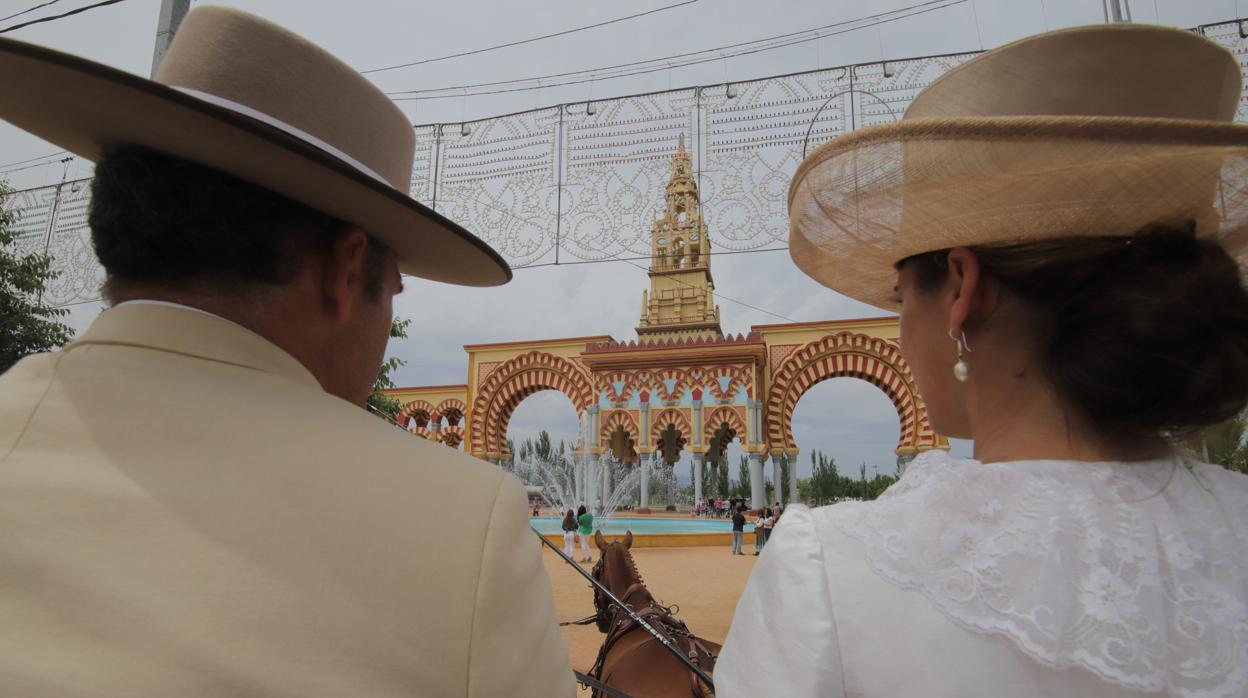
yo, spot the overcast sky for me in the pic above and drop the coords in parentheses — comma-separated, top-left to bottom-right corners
(0, 0, 1239, 481)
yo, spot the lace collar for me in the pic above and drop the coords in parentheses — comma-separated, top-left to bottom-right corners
(825, 449, 1248, 697)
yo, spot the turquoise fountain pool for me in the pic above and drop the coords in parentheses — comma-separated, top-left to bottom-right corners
(531, 517, 754, 535)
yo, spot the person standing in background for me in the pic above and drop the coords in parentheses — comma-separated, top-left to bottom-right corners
(731, 507, 746, 555)
(561, 509, 578, 558)
(577, 505, 594, 562)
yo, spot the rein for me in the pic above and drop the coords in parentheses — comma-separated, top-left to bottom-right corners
(532, 526, 716, 694)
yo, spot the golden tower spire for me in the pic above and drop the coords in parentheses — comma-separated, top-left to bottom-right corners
(636, 135, 722, 342)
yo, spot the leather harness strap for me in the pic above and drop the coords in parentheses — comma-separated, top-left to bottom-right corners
(587, 585, 718, 698)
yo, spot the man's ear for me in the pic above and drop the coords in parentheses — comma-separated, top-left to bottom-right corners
(321, 227, 370, 322)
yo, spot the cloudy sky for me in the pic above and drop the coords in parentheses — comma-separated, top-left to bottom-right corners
(0, 0, 1238, 482)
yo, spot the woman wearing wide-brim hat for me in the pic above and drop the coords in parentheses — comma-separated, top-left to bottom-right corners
(716, 23, 1248, 698)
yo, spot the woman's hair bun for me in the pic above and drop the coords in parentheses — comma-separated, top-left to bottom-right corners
(975, 220, 1248, 438)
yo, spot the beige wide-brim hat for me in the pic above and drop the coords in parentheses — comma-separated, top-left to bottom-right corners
(0, 6, 510, 287)
(790, 23, 1248, 309)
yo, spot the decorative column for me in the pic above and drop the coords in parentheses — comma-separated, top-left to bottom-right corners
(584, 453, 597, 514)
(787, 452, 799, 504)
(771, 452, 784, 505)
(601, 457, 612, 515)
(748, 452, 765, 510)
(897, 449, 917, 477)
(692, 451, 704, 508)
(692, 389, 703, 449)
(639, 451, 651, 508)
(571, 449, 581, 504)
(666, 455, 677, 510)
(428, 412, 442, 444)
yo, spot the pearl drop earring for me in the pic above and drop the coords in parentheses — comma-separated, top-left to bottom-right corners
(950, 329, 971, 382)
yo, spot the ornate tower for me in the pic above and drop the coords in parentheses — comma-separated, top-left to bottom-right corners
(636, 134, 722, 342)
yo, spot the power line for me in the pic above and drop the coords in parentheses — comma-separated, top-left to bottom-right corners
(0, 0, 129, 34)
(389, 0, 955, 95)
(387, 0, 965, 99)
(0, 150, 69, 171)
(0, 156, 70, 177)
(620, 259, 798, 323)
(362, 0, 698, 75)
(0, 0, 65, 24)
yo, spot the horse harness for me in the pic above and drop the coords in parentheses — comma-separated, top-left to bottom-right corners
(587, 560, 717, 698)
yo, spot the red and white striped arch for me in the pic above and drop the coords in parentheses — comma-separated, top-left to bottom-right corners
(471, 351, 594, 459)
(703, 404, 749, 447)
(599, 410, 640, 450)
(649, 408, 692, 446)
(766, 332, 940, 455)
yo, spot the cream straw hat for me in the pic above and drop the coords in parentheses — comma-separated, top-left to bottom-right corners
(789, 23, 1248, 309)
(0, 6, 510, 286)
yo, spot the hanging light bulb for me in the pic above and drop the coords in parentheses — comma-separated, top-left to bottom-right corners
(726, 83, 738, 99)
(461, 123, 472, 137)
(883, 62, 895, 78)
(586, 101, 597, 115)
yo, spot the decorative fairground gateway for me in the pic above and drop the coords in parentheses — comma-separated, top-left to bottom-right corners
(385, 137, 948, 509)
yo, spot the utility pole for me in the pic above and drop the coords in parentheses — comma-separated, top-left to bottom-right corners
(1105, 0, 1131, 23)
(151, 0, 191, 77)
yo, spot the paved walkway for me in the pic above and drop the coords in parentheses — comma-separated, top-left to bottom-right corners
(542, 543, 756, 695)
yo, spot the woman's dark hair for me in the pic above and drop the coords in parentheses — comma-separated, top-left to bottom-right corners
(562, 510, 576, 530)
(89, 145, 390, 300)
(577, 505, 587, 517)
(901, 220, 1248, 438)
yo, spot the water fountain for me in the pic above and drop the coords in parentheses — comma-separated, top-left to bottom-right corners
(511, 413, 644, 518)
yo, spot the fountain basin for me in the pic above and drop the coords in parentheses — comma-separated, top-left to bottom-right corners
(533, 516, 754, 548)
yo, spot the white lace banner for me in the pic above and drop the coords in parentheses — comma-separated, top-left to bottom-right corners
(6, 18, 1248, 306)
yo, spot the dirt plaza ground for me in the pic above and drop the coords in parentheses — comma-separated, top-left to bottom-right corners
(541, 542, 756, 695)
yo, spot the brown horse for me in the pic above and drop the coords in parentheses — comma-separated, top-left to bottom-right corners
(587, 530, 719, 697)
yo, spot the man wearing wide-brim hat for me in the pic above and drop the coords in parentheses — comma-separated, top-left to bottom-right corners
(0, 7, 574, 696)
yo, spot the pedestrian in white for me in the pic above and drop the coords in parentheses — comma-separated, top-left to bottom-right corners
(560, 509, 578, 558)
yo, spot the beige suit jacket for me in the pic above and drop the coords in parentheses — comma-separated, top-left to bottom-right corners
(0, 304, 574, 697)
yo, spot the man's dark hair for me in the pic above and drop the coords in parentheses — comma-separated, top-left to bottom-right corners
(89, 145, 390, 301)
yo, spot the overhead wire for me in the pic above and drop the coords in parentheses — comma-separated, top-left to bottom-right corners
(0, 0, 65, 24)
(0, 157, 70, 176)
(389, 0, 961, 96)
(362, 0, 698, 75)
(387, 0, 966, 100)
(0, 150, 69, 171)
(0, 0, 131, 34)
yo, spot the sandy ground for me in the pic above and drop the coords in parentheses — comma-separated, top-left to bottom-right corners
(542, 542, 756, 695)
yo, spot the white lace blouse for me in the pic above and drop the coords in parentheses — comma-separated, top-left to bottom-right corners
(715, 450, 1248, 697)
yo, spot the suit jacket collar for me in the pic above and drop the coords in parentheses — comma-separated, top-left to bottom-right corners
(71, 303, 323, 390)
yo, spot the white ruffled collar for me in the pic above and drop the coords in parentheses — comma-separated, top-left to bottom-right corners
(825, 449, 1248, 697)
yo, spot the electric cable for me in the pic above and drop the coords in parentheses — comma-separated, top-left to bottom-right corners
(0, 157, 70, 176)
(0, 0, 131, 34)
(388, 0, 966, 99)
(0, 0, 65, 24)
(0, 150, 69, 172)
(389, 0, 960, 96)
(362, 0, 698, 75)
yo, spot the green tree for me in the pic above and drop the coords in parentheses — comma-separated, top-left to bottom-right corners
(0, 180, 73, 374)
(1204, 412, 1248, 474)
(809, 450, 839, 504)
(366, 317, 411, 425)
(737, 455, 751, 500)
(780, 458, 791, 502)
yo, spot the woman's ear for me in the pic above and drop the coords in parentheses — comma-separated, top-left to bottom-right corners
(946, 247, 983, 333)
